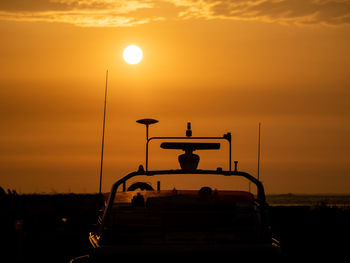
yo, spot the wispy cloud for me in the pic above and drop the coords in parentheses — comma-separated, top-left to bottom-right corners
(0, 0, 349, 27)
(0, 0, 159, 27)
(170, 0, 350, 26)
(0, 10, 151, 27)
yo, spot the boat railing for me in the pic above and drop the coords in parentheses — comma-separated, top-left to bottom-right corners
(97, 168, 267, 235)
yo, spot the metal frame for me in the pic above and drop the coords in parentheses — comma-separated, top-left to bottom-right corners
(97, 168, 266, 235)
(145, 133, 232, 172)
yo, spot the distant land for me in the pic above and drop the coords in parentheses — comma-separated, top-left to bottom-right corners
(266, 194, 350, 207)
(2, 188, 350, 207)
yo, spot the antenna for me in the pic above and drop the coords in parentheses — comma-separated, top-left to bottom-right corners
(99, 70, 108, 194)
(136, 118, 159, 171)
(257, 122, 261, 180)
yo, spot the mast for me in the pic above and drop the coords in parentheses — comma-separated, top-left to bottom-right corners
(99, 70, 108, 194)
(257, 122, 261, 180)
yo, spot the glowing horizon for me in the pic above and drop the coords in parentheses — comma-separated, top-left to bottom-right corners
(0, 0, 349, 194)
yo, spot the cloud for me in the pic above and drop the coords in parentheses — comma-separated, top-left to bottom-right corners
(0, 0, 160, 27)
(0, 0, 349, 27)
(0, 10, 150, 27)
(171, 0, 350, 26)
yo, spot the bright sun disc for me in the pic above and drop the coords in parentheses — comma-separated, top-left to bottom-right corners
(123, 45, 143, 64)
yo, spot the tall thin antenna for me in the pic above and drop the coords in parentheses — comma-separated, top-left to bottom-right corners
(257, 122, 261, 180)
(99, 70, 108, 194)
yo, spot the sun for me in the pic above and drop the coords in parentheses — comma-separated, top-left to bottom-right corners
(123, 45, 143, 64)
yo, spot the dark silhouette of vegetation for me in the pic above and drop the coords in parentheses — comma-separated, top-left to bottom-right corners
(0, 193, 104, 263)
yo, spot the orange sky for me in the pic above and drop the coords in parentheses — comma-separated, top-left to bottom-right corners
(1, 0, 350, 194)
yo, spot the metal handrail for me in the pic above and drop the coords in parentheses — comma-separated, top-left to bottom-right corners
(97, 168, 266, 235)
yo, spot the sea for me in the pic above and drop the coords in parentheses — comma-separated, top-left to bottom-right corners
(266, 194, 350, 208)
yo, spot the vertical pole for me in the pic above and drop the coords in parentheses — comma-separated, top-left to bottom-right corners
(224, 132, 232, 172)
(257, 122, 261, 181)
(145, 124, 149, 171)
(146, 124, 149, 141)
(99, 70, 108, 194)
(229, 139, 232, 172)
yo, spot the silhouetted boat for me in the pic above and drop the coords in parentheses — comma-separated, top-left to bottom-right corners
(71, 121, 280, 262)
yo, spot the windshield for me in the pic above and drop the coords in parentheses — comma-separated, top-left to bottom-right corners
(98, 170, 267, 245)
(102, 173, 259, 205)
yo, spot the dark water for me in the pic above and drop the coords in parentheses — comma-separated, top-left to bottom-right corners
(267, 194, 350, 207)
